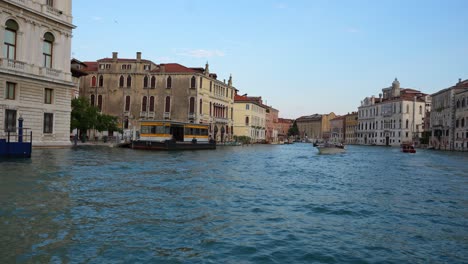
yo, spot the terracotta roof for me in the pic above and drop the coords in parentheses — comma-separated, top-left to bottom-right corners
(277, 118, 293, 123)
(82, 61, 98, 72)
(296, 114, 322, 121)
(152, 63, 197, 73)
(330, 116, 345, 121)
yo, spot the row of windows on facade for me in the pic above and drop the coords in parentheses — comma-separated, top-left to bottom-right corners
(358, 119, 414, 131)
(90, 75, 233, 98)
(359, 104, 423, 117)
(456, 98, 467, 108)
(3, 19, 55, 68)
(99, 64, 152, 71)
(455, 118, 467, 128)
(5, 82, 53, 103)
(4, 109, 53, 133)
(92, 94, 233, 119)
(357, 131, 412, 138)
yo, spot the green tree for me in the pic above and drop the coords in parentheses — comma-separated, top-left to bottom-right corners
(71, 97, 120, 138)
(288, 120, 299, 136)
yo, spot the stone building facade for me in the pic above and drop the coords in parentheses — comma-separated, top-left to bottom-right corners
(330, 116, 345, 143)
(265, 106, 279, 143)
(344, 112, 358, 144)
(80, 53, 236, 142)
(233, 94, 266, 142)
(0, 0, 75, 146)
(430, 79, 468, 150)
(276, 118, 292, 142)
(296, 112, 336, 140)
(454, 87, 468, 151)
(357, 79, 429, 146)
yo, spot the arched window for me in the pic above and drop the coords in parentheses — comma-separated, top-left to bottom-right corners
(406, 104, 409, 113)
(91, 76, 97, 87)
(149, 96, 155, 112)
(142, 96, 147, 112)
(456, 100, 460, 108)
(143, 76, 149, 88)
(190, 76, 196, 88)
(166, 76, 172, 88)
(43, 32, 54, 68)
(210, 102, 212, 116)
(98, 75, 103, 87)
(199, 99, 203, 114)
(90, 94, 95, 106)
(125, 96, 130, 111)
(126, 75, 132, 87)
(151, 76, 156, 88)
(165, 96, 171, 112)
(462, 98, 466, 108)
(245, 116, 249, 125)
(4, 19, 18, 60)
(406, 119, 409, 129)
(419, 105, 423, 114)
(399, 119, 402, 128)
(189, 97, 195, 113)
(119, 75, 124, 87)
(462, 118, 465, 127)
(97, 95, 102, 111)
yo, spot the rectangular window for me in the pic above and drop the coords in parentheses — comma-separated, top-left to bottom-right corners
(46, 0, 54, 7)
(44, 88, 53, 104)
(246, 104, 250, 110)
(100, 64, 105, 69)
(43, 41, 52, 68)
(5, 82, 15, 100)
(4, 109, 16, 132)
(105, 64, 110, 69)
(43, 113, 53, 133)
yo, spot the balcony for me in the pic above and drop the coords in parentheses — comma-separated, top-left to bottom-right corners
(0, 58, 72, 82)
(148, 112, 155, 119)
(188, 113, 196, 120)
(214, 117, 229, 124)
(163, 112, 170, 119)
(140, 111, 147, 117)
(0, 58, 27, 72)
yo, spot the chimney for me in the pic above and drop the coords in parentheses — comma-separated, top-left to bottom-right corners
(112, 52, 118, 61)
(159, 64, 165, 73)
(136, 52, 141, 62)
(459, 78, 462, 84)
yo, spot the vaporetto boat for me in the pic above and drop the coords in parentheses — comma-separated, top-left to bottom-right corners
(131, 120, 216, 150)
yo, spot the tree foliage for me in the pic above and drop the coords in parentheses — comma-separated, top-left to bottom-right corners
(288, 120, 299, 136)
(71, 97, 120, 133)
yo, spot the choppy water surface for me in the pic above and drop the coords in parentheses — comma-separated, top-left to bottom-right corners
(1, 144, 467, 263)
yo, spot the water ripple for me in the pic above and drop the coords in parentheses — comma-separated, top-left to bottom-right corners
(0, 144, 467, 263)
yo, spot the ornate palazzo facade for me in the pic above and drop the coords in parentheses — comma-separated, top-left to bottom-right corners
(80, 52, 236, 142)
(0, 0, 75, 146)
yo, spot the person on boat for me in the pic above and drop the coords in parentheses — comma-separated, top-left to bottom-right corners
(192, 137, 197, 144)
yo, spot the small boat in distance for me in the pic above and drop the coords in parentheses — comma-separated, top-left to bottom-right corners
(401, 142, 416, 153)
(315, 142, 345, 154)
(131, 120, 216, 151)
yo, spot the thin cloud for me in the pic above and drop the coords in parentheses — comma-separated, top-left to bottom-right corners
(346, 28, 360, 34)
(274, 3, 288, 9)
(176, 49, 225, 58)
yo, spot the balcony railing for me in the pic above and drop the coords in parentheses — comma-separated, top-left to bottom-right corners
(163, 112, 170, 119)
(148, 112, 155, 118)
(0, 58, 72, 82)
(140, 111, 147, 117)
(214, 117, 229, 124)
(188, 113, 196, 120)
(1, 58, 26, 71)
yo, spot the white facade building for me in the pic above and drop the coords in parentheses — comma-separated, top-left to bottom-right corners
(0, 0, 75, 146)
(357, 79, 429, 146)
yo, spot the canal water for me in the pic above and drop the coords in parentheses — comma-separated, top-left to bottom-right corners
(1, 144, 467, 263)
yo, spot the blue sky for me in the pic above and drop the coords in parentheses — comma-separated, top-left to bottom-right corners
(72, 0, 468, 118)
